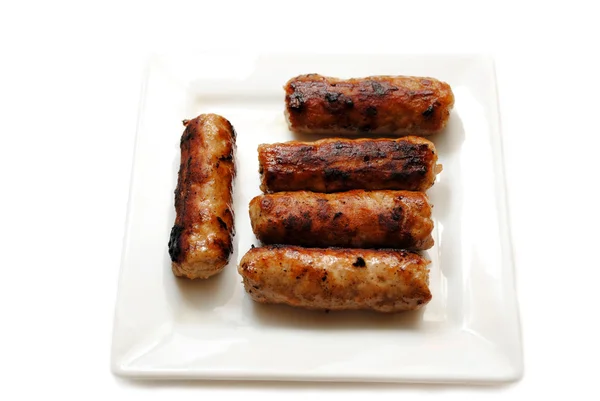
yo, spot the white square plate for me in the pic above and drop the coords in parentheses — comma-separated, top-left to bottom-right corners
(111, 53, 522, 383)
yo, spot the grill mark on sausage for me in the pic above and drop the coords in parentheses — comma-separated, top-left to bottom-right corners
(422, 104, 435, 117)
(216, 216, 228, 231)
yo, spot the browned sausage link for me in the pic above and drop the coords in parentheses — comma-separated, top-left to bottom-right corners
(239, 245, 432, 312)
(249, 190, 434, 250)
(284, 74, 454, 135)
(168, 114, 236, 279)
(258, 136, 441, 193)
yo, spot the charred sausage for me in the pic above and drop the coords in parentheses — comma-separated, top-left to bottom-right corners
(249, 190, 434, 250)
(285, 74, 454, 135)
(168, 114, 236, 279)
(239, 245, 432, 312)
(258, 136, 441, 193)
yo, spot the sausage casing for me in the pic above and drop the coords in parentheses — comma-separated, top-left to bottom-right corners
(239, 245, 432, 312)
(249, 190, 434, 250)
(168, 114, 236, 279)
(258, 136, 441, 193)
(285, 74, 454, 135)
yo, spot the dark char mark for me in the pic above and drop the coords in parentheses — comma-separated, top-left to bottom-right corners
(227, 120, 237, 139)
(282, 214, 312, 232)
(371, 81, 386, 95)
(180, 124, 194, 145)
(391, 206, 403, 221)
(422, 104, 435, 118)
(325, 92, 339, 102)
(288, 91, 305, 112)
(368, 80, 398, 96)
(352, 257, 366, 267)
(216, 216, 228, 231)
(324, 168, 350, 181)
(168, 224, 184, 262)
(378, 206, 404, 231)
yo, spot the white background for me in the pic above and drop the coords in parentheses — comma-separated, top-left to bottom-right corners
(1, 0, 599, 399)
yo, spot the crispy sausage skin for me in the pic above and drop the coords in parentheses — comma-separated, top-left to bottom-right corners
(285, 74, 454, 135)
(168, 114, 236, 279)
(239, 245, 432, 312)
(249, 190, 434, 250)
(258, 136, 441, 193)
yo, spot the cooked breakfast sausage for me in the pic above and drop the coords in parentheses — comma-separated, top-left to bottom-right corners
(258, 136, 441, 193)
(239, 245, 432, 312)
(168, 114, 236, 279)
(249, 190, 434, 250)
(284, 74, 454, 135)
